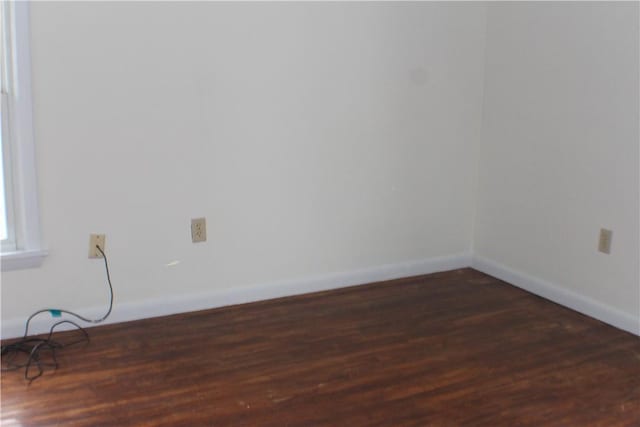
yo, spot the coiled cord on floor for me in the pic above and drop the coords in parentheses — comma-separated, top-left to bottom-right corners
(1, 245, 114, 382)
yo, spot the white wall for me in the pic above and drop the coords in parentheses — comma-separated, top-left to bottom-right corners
(1, 3, 487, 330)
(474, 3, 639, 324)
(4, 2, 637, 338)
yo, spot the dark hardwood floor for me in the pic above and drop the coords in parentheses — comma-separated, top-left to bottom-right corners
(2, 268, 639, 426)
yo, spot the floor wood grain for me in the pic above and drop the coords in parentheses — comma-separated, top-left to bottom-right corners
(2, 268, 639, 426)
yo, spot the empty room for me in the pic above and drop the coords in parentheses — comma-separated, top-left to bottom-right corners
(1, 1, 638, 425)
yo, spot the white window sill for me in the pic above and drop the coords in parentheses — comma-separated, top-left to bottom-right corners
(1, 249, 48, 271)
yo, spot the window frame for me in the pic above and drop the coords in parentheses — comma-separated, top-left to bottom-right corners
(1, 1, 46, 271)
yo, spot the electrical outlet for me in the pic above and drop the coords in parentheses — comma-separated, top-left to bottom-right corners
(89, 234, 106, 258)
(191, 218, 206, 243)
(598, 228, 612, 254)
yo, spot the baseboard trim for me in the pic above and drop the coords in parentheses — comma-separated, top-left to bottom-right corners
(6, 252, 636, 339)
(1, 252, 472, 339)
(472, 256, 640, 336)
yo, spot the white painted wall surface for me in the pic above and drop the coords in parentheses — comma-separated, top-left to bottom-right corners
(475, 3, 639, 319)
(1, 3, 487, 327)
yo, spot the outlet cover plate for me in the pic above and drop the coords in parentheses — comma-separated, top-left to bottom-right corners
(598, 228, 612, 254)
(89, 234, 106, 258)
(191, 218, 206, 243)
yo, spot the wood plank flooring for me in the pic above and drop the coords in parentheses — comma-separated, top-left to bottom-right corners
(2, 268, 639, 426)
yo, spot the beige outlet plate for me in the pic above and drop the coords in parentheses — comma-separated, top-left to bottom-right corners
(191, 218, 206, 243)
(89, 234, 106, 258)
(598, 228, 612, 254)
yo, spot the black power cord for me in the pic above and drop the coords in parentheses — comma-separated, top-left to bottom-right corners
(1, 245, 114, 382)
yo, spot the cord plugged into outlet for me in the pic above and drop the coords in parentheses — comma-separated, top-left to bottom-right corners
(2, 244, 114, 382)
(89, 234, 106, 258)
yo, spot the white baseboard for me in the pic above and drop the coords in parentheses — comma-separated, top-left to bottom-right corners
(5, 252, 636, 339)
(472, 256, 640, 336)
(1, 252, 472, 339)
